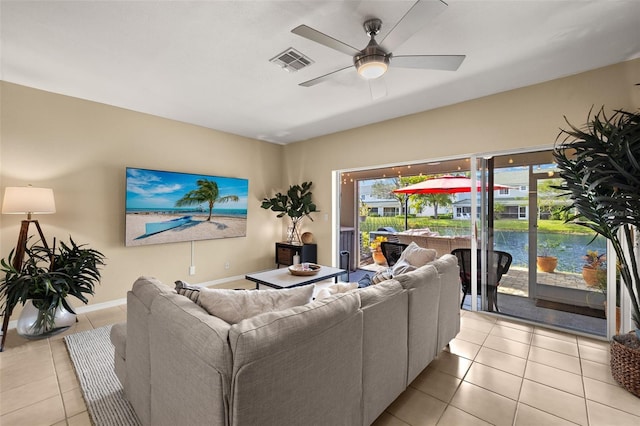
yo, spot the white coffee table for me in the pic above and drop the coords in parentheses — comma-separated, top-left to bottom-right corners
(245, 265, 346, 289)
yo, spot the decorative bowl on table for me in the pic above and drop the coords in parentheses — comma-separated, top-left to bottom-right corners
(288, 263, 321, 276)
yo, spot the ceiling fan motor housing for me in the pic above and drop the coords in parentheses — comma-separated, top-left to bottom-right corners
(363, 18, 382, 36)
(354, 37, 390, 79)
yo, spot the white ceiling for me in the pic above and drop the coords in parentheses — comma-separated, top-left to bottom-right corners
(2, 1, 639, 145)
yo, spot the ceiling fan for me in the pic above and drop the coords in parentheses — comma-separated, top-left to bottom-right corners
(291, 0, 465, 88)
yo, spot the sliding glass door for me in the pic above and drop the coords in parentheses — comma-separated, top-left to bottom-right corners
(476, 150, 609, 337)
(335, 148, 614, 338)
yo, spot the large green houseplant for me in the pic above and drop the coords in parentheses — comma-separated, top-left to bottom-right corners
(0, 237, 106, 336)
(553, 107, 640, 332)
(261, 181, 317, 244)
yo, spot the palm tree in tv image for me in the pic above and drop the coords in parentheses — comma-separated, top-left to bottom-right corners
(175, 179, 239, 222)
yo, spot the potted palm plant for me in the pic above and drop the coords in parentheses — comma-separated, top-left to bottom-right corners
(554, 106, 640, 397)
(261, 181, 316, 244)
(0, 237, 106, 338)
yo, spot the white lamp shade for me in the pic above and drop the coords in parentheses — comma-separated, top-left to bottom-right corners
(2, 187, 56, 215)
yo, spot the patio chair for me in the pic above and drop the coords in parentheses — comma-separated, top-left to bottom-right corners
(381, 241, 408, 267)
(452, 248, 512, 312)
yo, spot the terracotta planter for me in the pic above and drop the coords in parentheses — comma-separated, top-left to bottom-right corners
(536, 256, 557, 273)
(582, 267, 600, 287)
(371, 250, 386, 266)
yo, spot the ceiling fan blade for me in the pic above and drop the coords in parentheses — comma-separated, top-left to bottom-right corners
(299, 65, 354, 87)
(379, 0, 448, 52)
(392, 55, 465, 71)
(291, 25, 360, 56)
(369, 78, 387, 100)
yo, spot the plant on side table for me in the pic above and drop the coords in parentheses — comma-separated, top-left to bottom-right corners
(0, 237, 106, 338)
(261, 181, 317, 244)
(554, 106, 640, 397)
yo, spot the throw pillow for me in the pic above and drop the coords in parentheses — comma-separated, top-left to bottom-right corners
(371, 268, 393, 284)
(399, 241, 436, 267)
(175, 280, 201, 303)
(391, 259, 417, 276)
(197, 285, 314, 324)
(314, 282, 358, 300)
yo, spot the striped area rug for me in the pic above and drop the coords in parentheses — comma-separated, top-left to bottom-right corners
(65, 325, 140, 426)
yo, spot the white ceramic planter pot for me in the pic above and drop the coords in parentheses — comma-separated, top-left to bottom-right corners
(16, 301, 76, 339)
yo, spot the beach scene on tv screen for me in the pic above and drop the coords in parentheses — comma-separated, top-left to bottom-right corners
(125, 168, 249, 246)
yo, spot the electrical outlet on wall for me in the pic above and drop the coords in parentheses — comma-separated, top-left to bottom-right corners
(189, 266, 196, 275)
(224, 261, 230, 270)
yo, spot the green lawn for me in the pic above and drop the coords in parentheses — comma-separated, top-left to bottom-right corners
(360, 216, 591, 235)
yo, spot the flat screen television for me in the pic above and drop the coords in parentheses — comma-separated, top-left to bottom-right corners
(125, 167, 248, 247)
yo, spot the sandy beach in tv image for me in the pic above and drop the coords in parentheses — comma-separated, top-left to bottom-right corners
(125, 168, 248, 247)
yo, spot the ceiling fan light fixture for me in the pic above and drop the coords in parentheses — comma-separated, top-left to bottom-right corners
(355, 55, 389, 79)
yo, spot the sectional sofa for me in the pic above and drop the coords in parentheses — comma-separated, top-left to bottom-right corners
(110, 254, 461, 426)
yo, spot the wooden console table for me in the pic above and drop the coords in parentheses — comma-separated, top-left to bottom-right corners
(275, 242, 317, 268)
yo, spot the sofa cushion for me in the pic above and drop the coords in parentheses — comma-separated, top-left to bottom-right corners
(228, 292, 363, 426)
(358, 279, 408, 425)
(110, 322, 127, 360)
(399, 241, 437, 267)
(175, 280, 201, 303)
(132, 276, 174, 308)
(197, 285, 315, 324)
(391, 259, 417, 276)
(229, 292, 361, 361)
(394, 263, 439, 290)
(429, 253, 460, 274)
(315, 282, 358, 300)
(358, 279, 404, 308)
(149, 293, 233, 426)
(399, 227, 438, 236)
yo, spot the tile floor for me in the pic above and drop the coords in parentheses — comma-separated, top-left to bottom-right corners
(2, 306, 639, 426)
(0, 305, 127, 426)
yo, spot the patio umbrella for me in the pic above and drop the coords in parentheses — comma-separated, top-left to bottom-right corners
(392, 175, 511, 229)
(393, 175, 511, 194)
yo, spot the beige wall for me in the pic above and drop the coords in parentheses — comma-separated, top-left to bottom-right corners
(284, 58, 640, 265)
(1, 58, 638, 311)
(0, 82, 283, 311)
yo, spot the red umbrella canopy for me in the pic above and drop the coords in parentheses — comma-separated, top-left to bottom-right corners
(393, 175, 511, 194)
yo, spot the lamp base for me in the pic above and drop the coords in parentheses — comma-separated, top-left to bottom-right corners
(0, 219, 50, 351)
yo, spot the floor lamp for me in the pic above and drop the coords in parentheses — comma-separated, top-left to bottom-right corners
(0, 186, 56, 352)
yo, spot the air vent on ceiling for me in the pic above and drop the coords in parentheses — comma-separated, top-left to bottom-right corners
(270, 48, 314, 72)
